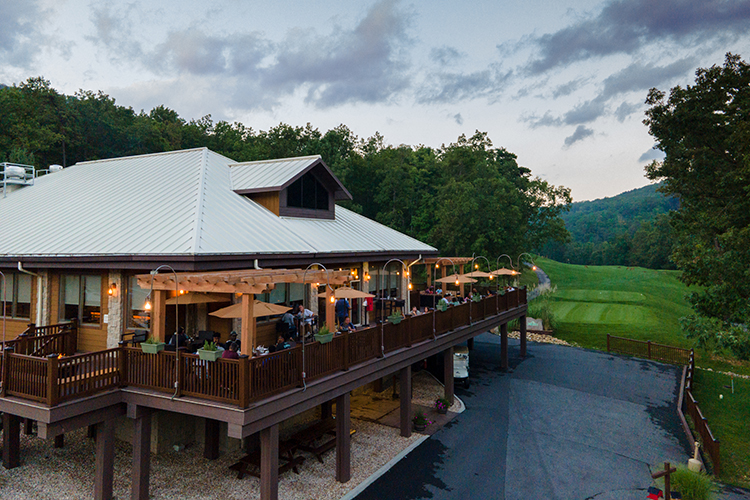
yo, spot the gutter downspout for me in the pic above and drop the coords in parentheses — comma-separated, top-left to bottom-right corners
(18, 262, 43, 326)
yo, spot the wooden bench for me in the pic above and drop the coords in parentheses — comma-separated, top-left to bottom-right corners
(229, 439, 304, 479)
(290, 418, 356, 464)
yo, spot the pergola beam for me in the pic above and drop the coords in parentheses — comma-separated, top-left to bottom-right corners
(137, 268, 350, 292)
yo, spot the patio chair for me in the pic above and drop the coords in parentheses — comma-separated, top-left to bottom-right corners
(121, 329, 149, 346)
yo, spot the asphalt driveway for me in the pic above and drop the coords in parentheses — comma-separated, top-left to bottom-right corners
(355, 333, 691, 500)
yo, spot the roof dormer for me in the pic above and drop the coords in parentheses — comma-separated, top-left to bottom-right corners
(230, 155, 352, 219)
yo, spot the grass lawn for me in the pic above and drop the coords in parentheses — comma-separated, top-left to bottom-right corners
(536, 257, 750, 377)
(690, 370, 750, 488)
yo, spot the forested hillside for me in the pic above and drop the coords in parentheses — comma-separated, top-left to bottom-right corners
(541, 183, 678, 269)
(0, 78, 571, 260)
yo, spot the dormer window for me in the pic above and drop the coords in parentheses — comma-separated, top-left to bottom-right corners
(287, 172, 329, 210)
(230, 155, 352, 220)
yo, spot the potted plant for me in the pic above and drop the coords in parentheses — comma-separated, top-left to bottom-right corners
(437, 301, 448, 312)
(198, 341, 223, 361)
(387, 310, 404, 325)
(435, 397, 451, 415)
(140, 336, 165, 354)
(314, 325, 333, 344)
(413, 411, 430, 432)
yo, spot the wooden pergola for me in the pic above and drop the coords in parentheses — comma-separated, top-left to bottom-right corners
(136, 268, 351, 351)
(423, 257, 474, 296)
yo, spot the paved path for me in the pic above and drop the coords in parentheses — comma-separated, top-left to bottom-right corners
(527, 265, 550, 301)
(355, 334, 691, 500)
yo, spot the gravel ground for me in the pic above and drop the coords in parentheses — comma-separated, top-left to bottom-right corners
(0, 373, 455, 500)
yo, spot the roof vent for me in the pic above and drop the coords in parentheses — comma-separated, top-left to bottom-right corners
(49, 164, 63, 173)
(2, 162, 36, 198)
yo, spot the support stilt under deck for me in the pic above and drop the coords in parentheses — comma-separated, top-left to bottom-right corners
(94, 419, 115, 500)
(321, 400, 332, 420)
(500, 322, 509, 372)
(399, 365, 412, 438)
(131, 408, 152, 500)
(2, 413, 20, 469)
(54, 434, 65, 448)
(336, 392, 351, 483)
(204, 418, 221, 460)
(24, 418, 33, 435)
(520, 314, 527, 358)
(467, 337, 474, 351)
(260, 424, 279, 500)
(443, 347, 454, 405)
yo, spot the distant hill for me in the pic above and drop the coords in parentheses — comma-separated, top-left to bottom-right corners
(541, 183, 678, 269)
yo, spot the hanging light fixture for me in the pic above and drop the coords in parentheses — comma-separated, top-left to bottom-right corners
(108, 283, 117, 296)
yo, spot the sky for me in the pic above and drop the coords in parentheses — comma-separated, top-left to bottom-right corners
(2, 0, 750, 201)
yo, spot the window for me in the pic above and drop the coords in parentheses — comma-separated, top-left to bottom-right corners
(0, 272, 32, 319)
(286, 172, 329, 210)
(127, 276, 151, 329)
(60, 275, 101, 325)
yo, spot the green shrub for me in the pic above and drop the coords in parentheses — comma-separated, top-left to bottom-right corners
(669, 467, 717, 500)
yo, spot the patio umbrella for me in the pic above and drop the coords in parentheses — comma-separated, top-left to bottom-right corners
(209, 300, 292, 319)
(460, 270, 493, 279)
(316, 286, 375, 299)
(165, 293, 230, 305)
(490, 268, 518, 276)
(435, 273, 477, 284)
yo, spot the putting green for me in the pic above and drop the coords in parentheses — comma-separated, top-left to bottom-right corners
(551, 301, 656, 325)
(552, 289, 646, 304)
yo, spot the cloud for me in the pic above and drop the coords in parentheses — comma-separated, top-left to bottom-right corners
(453, 113, 463, 125)
(417, 65, 512, 103)
(638, 147, 665, 162)
(89, 0, 414, 109)
(525, 58, 696, 128)
(430, 46, 463, 66)
(552, 78, 586, 98)
(0, 1, 46, 67)
(564, 125, 594, 147)
(527, 0, 750, 74)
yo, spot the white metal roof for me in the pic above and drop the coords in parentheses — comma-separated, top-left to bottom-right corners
(0, 148, 436, 258)
(230, 156, 321, 192)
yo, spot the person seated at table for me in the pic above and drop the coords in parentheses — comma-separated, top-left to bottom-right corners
(439, 294, 451, 307)
(436, 287, 443, 295)
(168, 327, 188, 348)
(338, 316, 356, 333)
(411, 306, 420, 316)
(222, 341, 240, 359)
(296, 304, 316, 333)
(452, 296, 462, 306)
(335, 297, 350, 326)
(212, 332, 225, 352)
(283, 332, 297, 348)
(271, 334, 289, 352)
(280, 310, 298, 337)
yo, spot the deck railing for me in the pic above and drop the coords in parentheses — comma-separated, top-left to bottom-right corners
(683, 351, 721, 476)
(0, 289, 525, 409)
(1, 320, 77, 357)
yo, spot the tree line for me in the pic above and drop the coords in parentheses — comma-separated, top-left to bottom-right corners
(541, 183, 678, 270)
(0, 77, 571, 262)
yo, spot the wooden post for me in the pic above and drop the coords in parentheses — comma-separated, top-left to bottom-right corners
(500, 323, 508, 372)
(325, 287, 336, 332)
(321, 400, 333, 420)
(260, 424, 279, 500)
(444, 347, 454, 405)
(606, 333, 610, 352)
(2, 413, 20, 469)
(467, 337, 474, 351)
(648, 340, 652, 360)
(459, 264, 465, 297)
(399, 365, 412, 437)
(520, 314, 527, 358)
(204, 419, 221, 460)
(131, 409, 152, 500)
(94, 419, 115, 500)
(151, 290, 167, 342)
(240, 294, 255, 355)
(47, 353, 60, 406)
(343, 331, 350, 370)
(24, 418, 33, 435)
(651, 461, 677, 500)
(335, 392, 351, 483)
(54, 434, 65, 448)
(239, 356, 250, 408)
(118, 345, 128, 387)
(1, 347, 12, 397)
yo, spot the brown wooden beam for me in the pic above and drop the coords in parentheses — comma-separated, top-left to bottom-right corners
(94, 419, 115, 500)
(321, 400, 332, 420)
(444, 347, 454, 405)
(2, 413, 20, 469)
(152, 290, 167, 343)
(520, 314, 527, 358)
(24, 418, 33, 435)
(500, 322, 508, 372)
(260, 424, 279, 500)
(335, 392, 351, 483)
(54, 434, 65, 448)
(131, 408, 152, 500)
(399, 366, 412, 438)
(204, 418, 221, 460)
(37, 404, 126, 440)
(241, 293, 255, 354)
(467, 337, 474, 350)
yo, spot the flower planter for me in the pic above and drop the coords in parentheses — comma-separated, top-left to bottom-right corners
(198, 349, 223, 362)
(141, 342, 165, 354)
(413, 423, 427, 432)
(437, 407, 448, 415)
(314, 332, 334, 344)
